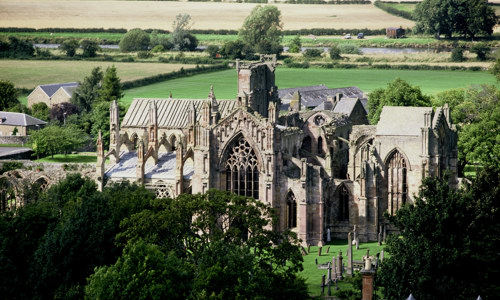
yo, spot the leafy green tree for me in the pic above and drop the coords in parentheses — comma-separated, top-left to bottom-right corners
(239, 5, 283, 55)
(71, 67, 103, 112)
(329, 44, 341, 60)
(414, 0, 498, 38)
(378, 167, 500, 299)
(0, 36, 34, 58)
(490, 58, 500, 82)
(434, 85, 499, 168)
(149, 30, 172, 50)
(169, 14, 198, 51)
(99, 65, 123, 102)
(220, 40, 256, 60)
(119, 28, 150, 52)
(80, 39, 99, 57)
(86, 240, 192, 300)
(0, 80, 20, 110)
(450, 46, 465, 62)
(368, 78, 432, 124)
(470, 42, 490, 61)
(31, 102, 50, 121)
(114, 189, 309, 299)
(205, 45, 219, 58)
(59, 39, 79, 57)
(288, 35, 302, 53)
(29, 125, 88, 158)
(303, 48, 322, 58)
(49, 102, 80, 124)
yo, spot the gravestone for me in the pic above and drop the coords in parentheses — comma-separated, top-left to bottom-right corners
(321, 274, 326, 295)
(356, 237, 360, 250)
(318, 246, 322, 256)
(380, 250, 384, 263)
(326, 262, 331, 283)
(301, 247, 308, 256)
(337, 250, 343, 278)
(307, 244, 311, 253)
(327, 228, 331, 242)
(326, 246, 330, 253)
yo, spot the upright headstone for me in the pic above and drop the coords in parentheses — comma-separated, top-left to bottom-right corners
(321, 274, 326, 295)
(356, 237, 360, 250)
(337, 250, 343, 278)
(383, 225, 387, 243)
(315, 258, 318, 265)
(347, 232, 353, 276)
(327, 228, 331, 242)
(377, 232, 382, 246)
(327, 262, 331, 283)
(318, 246, 322, 256)
(326, 246, 330, 253)
(380, 250, 384, 263)
(301, 246, 308, 256)
(353, 225, 358, 243)
(332, 257, 337, 280)
(307, 244, 311, 253)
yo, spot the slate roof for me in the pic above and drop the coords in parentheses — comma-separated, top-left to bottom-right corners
(105, 151, 194, 180)
(38, 82, 78, 98)
(376, 106, 433, 136)
(122, 98, 238, 128)
(0, 111, 47, 127)
(279, 86, 365, 109)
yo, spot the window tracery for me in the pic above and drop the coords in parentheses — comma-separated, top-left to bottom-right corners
(225, 137, 259, 199)
(387, 151, 407, 215)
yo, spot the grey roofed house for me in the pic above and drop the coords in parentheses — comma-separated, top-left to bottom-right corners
(279, 85, 366, 111)
(0, 111, 47, 136)
(0, 111, 47, 127)
(39, 82, 78, 98)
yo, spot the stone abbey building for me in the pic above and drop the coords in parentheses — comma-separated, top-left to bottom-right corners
(96, 56, 458, 245)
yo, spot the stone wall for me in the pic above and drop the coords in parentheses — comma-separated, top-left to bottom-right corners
(0, 136, 29, 145)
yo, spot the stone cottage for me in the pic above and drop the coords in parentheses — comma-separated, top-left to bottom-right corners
(0, 111, 47, 136)
(28, 82, 78, 108)
(97, 56, 458, 245)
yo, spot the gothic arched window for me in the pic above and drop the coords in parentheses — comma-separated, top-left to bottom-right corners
(387, 151, 408, 215)
(318, 136, 324, 156)
(225, 137, 259, 199)
(337, 184, 349, 221)
(286, 192, 297, 228)
(302, 136, 312, 153)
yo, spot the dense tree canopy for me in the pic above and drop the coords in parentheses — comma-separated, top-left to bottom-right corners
(99, 65, 123, 102)
(239, 5, 283, 55)
(71, 67, 103, 112)
(169, 14, 198, 51)
(0, 80, 19, 111)
(367, 78, 432, 124)
(59, 39, 79, 57)
(378, 166, 500, 299)
(434, 85, 500, 168)
(414, 0, 498, 38)
(29, 124, 88, 158)
(119, 28, 150, 52)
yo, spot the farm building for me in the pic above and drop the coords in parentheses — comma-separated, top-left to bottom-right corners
(28, 82, 78, 108)
(0, 111, 47, 136)
(97, 56, 458, 245)
(386, 27, 405, 38)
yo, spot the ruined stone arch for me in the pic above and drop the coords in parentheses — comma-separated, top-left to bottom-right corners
(169, 134, 177, 151)
(220, 132, 262, 199)
(33, 176, 50, 190)
(383, 147, 411, 171)
(158, 133, 169, 152)
(130, 132, 139, 150)
(384, 149, 409, 215)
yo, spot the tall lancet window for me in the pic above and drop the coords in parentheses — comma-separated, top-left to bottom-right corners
(286, 192, 297, 228)
(225, 137, 259, 199)
(337, 184, 349, 222)
(387, 151, 408, 215)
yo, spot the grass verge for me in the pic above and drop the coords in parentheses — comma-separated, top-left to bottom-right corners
(34, 153, 97, 164)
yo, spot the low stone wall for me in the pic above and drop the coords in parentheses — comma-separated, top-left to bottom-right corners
(0, 136, 29, 145)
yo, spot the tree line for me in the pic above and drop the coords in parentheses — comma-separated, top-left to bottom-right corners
(0, 174, 308, 299)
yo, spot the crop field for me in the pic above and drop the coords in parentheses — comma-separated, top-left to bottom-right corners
(0, 60, 196, 89)
(0, 1, 414, 30)
(121, 67, 498, 105)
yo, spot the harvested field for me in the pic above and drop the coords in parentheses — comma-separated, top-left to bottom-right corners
(0, 1, 414, 30)
(0, 60, 195, 89)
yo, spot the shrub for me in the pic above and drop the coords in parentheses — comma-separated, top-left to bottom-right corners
(137, 51, 152, 59)
(80, 39, 99, 58)
(303, 48, 323, 58)
(121, 56, 134, 62)
(119, 28, 150, 52)
(59, 39, 79, 57)
(205, 45, 219, 58)
(470, 43, 490, 61)
(450, 47, 465, 62)
(288, 35, 302, 53)
(150, 45, 164, 53)
(338, 43, 362, 54)
(0, 161, 24, 174)
(329, 45, 341, 60)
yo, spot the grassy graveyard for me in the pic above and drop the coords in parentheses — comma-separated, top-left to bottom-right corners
(300, 240, 386, 296)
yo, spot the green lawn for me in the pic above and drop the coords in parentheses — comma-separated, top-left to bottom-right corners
(121, 68, 498, 105)
(300, 240, 385, 296)
(384, 3, 417, 13)
(34, 153, 97, 163)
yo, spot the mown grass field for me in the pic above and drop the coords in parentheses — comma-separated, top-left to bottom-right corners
(301, 241, 385, 296)
(0, 60, 196, 89)
(34, 153, 97, 163)
(0, 1, 414, 30)
(121, 67, 498, 105)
